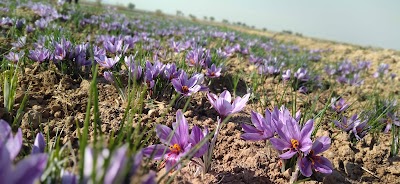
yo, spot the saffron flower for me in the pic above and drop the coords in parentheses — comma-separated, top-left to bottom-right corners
(282, 69, 291, 81)
(32, 132, 46, 154)
(163, 63, 182, 81)
(294, 68, 310, 82)
(352, 118, 369, 140)
(299, 136, 333, 177)
(172, 72, 203, 96)
(331, 97, 349, 113)
(143, 110, 208, 171)
(241, 110, 275, 141)
(96, 55, 121, 69)
(125, 55, 143, 80)
(29, 48, 50, 63)
(382, 113, 400, 134)
(270, 116, 314, 159)
(5, 51, 24, 63)
(333, 114, 357, 132)
(207, 90, 250, 117)
(205, 64, 222, 78)
(0, 119, 48, 183)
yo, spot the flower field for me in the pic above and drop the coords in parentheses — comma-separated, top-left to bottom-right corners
(1, 1, 400, 183)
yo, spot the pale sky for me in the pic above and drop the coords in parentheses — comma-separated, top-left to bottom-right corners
(94, 0, 399, 50)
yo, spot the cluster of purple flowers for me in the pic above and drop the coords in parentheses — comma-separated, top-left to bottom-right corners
(324, 60, 371, 86)
(241, 107, 333, 177)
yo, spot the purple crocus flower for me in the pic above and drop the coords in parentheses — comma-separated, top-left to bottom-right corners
(32, 132, 46, 154)
(294, 68, 310, 82)
(143, 110, 208, 171)
(373, 63, 389, 78)
(96, 55, 120, 69)
(53, 43, 66, 61)
(29, 48, 50, 63)
(205, 64, 222, 78)
(84, 145, 128, 184)
(0, 119, 48, 183)
(331, 97, 349, 113)
(163, 63, 182, 81)
(382, 113, 400, 134)
(172, 72, 203, 96)
(269, 116, 314, 159)
(5, 51, 24, 63)
(299, 136, 333, 177)
(333, 114, 357, 132)
(103, 71, 114, 83)
(207, 90, 250, 117)
(352, 118, 369, 140)
(0, 119, 22, 160)
(241, 110, 275, 141)
(103, 40, 123, 54)
(124, 55, 142, 80)
(282, 69, 291, 81)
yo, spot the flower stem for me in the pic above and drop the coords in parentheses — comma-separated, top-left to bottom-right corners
(289, 162, 300, 184)
(182, 96, 192, 112)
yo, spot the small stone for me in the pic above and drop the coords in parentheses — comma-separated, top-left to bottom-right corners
(54, 111, 62, 118)
(51, 104, 62, 112)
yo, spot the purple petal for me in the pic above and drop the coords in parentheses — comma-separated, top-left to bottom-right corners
(155, 125, 178, 145)
(104, 145, 128, 184)
(142, 171, 156, 184)
(189, 126, 208, 157)
(241, 123, 259, 133)
(300, 119, 314, 143)
(173, 110, 189, 147)
(220, 90, 232, 103)
(270, 138, 291, 151)
(279, 149, 297, 159)
(207, 93, 218, 106)
(313, 156, 333, 174)
(61, 170, 77, 184)
(7, 129, 22, 160)
(250, 111, 263, 130)
(9, 153, 48, 184)
(231, 93, 250, 113)
(0, 119, 11, 140)
(143, 144, 169, 160)
(32, 132, 46, 154)
(215, 99, 233, 117)
(171, 79, 183, 93)
(299, 157, 313, 177)
(241, 133, 266, 141)
(312, 136, 331, 155)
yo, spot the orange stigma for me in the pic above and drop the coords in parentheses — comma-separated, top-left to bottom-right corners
(169, 144, 182, 154)
(291, 139, 299, 149)
(182, 85, 189, 93)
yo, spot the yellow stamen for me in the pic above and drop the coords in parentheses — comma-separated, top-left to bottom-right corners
(169, 143, 182, 154)
(182, 86, 189, 93)
(291, 139, 299, 149)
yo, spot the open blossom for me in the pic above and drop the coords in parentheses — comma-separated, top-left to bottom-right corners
(164, 63, 182, 81)
(334, 114, 357, 132)
(205, 64, 222, 78)
(381, 113, 400, 134)
(125, 55, 143, 80)
(294, 68, 310, 82)
(5, 51, 24, 63)
(282, 69, 291, 81)
(172, 72, 203, 96)
(241, 110, 275, 141)
(331, 97, 349, 113)
(96, 55, 121, 69)
(299, 136, 333, 177)
(207, 90, 250, 117)
(143, 110, 208, 171)
(269, 115, 314, 159)
(29, 48, 50, 63)
(352, 117, 369, 140)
